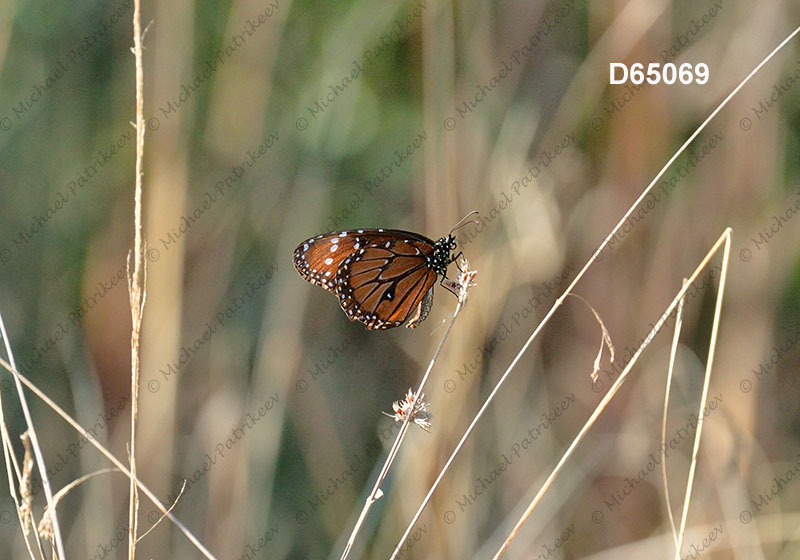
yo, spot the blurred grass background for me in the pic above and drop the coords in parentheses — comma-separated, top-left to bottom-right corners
(1, 0, 800, 558)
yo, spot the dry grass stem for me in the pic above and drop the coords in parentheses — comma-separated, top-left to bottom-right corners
(674, 238, 731, 557)
(341, 259, 475, 560)
(127, 0, 147, 557)
(52, 468, 119, 505)
(493, 229, 732, 559)
(661, 279, 687, 549)
(137, 480, 187, 543)
(0, 356, 217, 559)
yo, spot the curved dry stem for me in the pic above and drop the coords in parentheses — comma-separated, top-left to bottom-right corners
(563, 293, 615, 383)
(55, 468, 120, 505)
(137, 480, 187, 543)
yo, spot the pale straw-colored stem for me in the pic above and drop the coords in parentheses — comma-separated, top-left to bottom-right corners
(661, 279, 687, 549)
(340, 300, 464, 560)
(128, 0, 146, 557)
(674, 235, 731, 558)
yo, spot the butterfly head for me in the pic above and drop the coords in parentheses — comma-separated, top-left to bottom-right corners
(432, 235, 457, 276)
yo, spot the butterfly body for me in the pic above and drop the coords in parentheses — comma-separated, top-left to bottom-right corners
(293, 229, 457, 330)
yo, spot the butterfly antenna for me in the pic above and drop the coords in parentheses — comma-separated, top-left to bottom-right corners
(448, 210, 480, 235)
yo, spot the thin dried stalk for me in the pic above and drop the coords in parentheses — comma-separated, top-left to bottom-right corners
(128, 0, 147, 557)
(52, 468, 119, 505)
(661, 279, 687, 549)
(137, 481, 187, 543)
(492, 230, 731, 559)
(674, 238, 731, 557)
(0, 357, 217, 559)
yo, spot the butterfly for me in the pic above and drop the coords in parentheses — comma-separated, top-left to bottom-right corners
(293, 212, 477, 330)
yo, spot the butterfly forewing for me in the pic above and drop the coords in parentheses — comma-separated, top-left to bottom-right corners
(293, 229, 406, 292)
(335, 238, 437, 330)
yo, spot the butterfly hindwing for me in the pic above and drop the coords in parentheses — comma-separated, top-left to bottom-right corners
(406, 287, 434, 329)
(335, 237, 438, 330)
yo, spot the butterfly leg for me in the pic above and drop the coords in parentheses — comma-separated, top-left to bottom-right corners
(440, 276, 460, 298)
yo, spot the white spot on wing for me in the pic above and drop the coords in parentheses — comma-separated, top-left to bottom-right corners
(324, 257, 333, 265)
(330, 245, 338, 252)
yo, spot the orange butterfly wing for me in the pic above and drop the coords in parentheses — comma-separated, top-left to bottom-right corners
(334, 238, 437, 330)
